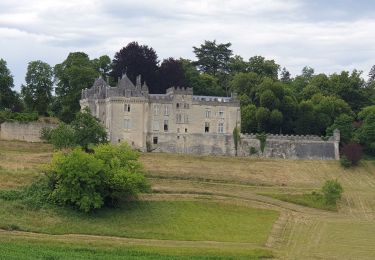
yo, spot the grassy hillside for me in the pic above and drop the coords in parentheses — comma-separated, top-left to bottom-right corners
(1, 140, 375, 259)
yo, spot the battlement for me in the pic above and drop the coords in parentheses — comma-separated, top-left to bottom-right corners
(241, 132, 338, 142)
(166, 86, 194, 95)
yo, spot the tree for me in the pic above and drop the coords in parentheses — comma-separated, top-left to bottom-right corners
(269, 109, 283, 133)
(368, 65, 375, 84)
(356, 105, 375, 155)
(0, 59, 17, 111)
(193, 40, 233, 76)
(158, 58, 187, 92)
(227, 55, 248, 75)
(341, 143, 363, 166)
(248, 56, 280, 80)
(326, 114, 354, 144)
(21, 60, 53, 115)
(256, 107, 270, 132)
(241, 104, 257, 133)
(322, 180, 343, 205)
(111, 42, 159, 93)
(46, 143, 150, 212)
(280, 67, 291, 83)
(46, 108, 107, 150)
(92, 55, 112, 81)
(54, 52, 98, 122)
(233, 125, 241, 156)
(229, 72, 261, 103)
(71, 108, 108, 151)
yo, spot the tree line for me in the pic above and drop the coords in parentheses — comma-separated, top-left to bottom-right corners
(1, 40, 375, 156)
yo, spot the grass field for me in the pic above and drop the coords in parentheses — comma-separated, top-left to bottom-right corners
(1, 140, 375, 259)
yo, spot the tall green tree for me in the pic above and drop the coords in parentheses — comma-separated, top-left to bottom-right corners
(158, 58, 187, 92)
(92, 55, 112, 81)
(54, 52, 98, 122)
(111, 42, 159, 93)
(0, 59, 17, 111)
(21, 60, 53, 115)
(193, 40, 233, 76)
(247, 56, 280, 80)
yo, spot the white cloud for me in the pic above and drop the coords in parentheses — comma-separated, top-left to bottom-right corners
(0, 0, 374, 90)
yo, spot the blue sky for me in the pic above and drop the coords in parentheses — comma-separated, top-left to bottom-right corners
(0, 0, 374, 90)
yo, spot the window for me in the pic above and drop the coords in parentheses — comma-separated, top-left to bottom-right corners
(184, 115, 189, 123)
(205, 122, 210, 133)
(152, 121, 159, 131)
(218, 122, 224, 133)
(205, 110, 211, 118)
(219, 111, 224, 118)
(184, 103, 189, 109)
(176, 103, 180, 109)
(128, 104, 130, 112)
(185, 128, 187, 133)
(124, 104, 128, 112)
(153, 137, 158, 144)
(124, 119, 131, 130)
(153, 105, 159, 115)
(164, 105, 169, 116)
(176, 114, 182, 123)
(164, 120, 168, 132)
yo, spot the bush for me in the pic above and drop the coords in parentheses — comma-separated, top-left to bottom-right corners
(341, 143, 363, 166)
(322, 180, 343, 205)
(0, 110, 38, 123)
(48, 123, 76, 149)
(340, 156, 352, 168)
(46, 109, 107, 150)
(45, 143, 150, 212)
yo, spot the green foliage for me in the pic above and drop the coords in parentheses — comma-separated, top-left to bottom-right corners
(71, 108, 108, 150)
(45, 143, 149, 212)
(0, 177, 52, 209)
(256, 133, 267, 154)
(322, 180, 343, 205)
(54, 52, 98, 122)
(46, 109, 107, 150)
(0, 110, 38, 123)
(255, 107, 270, 132)
(262, 192, 337, 211)
(193, 40, 233, 76)
(233, 126, 241, 156)
(0, 58, 19, 111)
(22, 60, 53, 115)
(326, 114, 354, 144)
(248, 56, 280, 80)
(340, 156, 352, 168)
(48, 123, 76, 149)
(249, 147, 258, 155)
(241, 104, 257, 133)
(356, 105, 375, 155)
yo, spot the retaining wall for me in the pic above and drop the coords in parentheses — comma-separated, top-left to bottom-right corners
(0, 122, 57, 142)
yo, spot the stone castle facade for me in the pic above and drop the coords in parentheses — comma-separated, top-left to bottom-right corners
(80, 75, 241, 154)
(80, 75, 340, 160)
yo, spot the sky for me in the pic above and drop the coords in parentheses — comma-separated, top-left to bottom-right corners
(1, 0, 375, 91)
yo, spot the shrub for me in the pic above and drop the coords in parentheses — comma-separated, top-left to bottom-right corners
(45, 143, 150, 212)
(46, 109, 107, 150)
(322, 180, 343, 205)
(341, 143, 363, 166)
(340, 156, 352, 168)
(48, 123, 76, 149)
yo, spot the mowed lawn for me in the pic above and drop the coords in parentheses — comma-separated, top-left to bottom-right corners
(0, 200, 278, 244)
(0, 236, 273, 260)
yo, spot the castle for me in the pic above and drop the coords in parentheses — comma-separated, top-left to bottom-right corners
(80, 75, 241, 154)
(80, 75, 340, 159)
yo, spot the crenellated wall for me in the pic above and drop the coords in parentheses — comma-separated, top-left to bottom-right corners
(149, 130, 340, 160)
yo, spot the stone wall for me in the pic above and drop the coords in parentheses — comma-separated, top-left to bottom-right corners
(0, 122, 57, 142)
(239, 131, 340, 160)
(149, 130, 340, 160)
